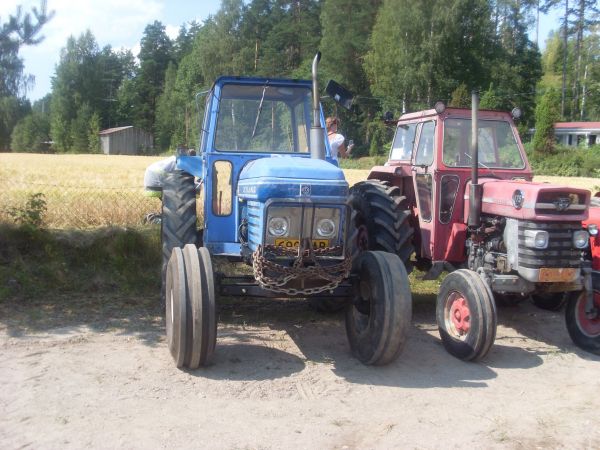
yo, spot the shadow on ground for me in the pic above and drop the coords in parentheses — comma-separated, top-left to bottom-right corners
(0, 293, 164, 347)
(4, 288, 598, 386)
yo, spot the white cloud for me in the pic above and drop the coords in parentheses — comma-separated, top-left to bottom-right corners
(165, 24, 179, 40)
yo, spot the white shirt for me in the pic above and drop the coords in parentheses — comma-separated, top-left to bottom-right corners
(143, 156, 176, 191)
(328, 133, 345, 161)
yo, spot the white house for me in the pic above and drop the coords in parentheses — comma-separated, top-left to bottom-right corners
(554, 122, 600, 147)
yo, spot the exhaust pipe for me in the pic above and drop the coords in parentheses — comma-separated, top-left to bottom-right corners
(468, 90, 482, 228)
(310, 52, 326, 160)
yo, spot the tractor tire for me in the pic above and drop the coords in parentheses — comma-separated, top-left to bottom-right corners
(565, 289, 600, 355)
(165, 247, 188, 368)
(436, 269, 497, 361)
(182, 245, 217, 368)
(345, 251, 412, 365)
(161, 170, 198, 305)
(531, 293, 566, 311)
(348, 180, 414, 272)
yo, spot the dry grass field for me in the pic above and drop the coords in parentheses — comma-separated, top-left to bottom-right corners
(1, 153, 599, 229)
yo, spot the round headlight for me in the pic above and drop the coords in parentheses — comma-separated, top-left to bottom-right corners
(524, 230, 548, 249)
(534, 232, 548, 248)
(573, 230, 589, 249)
(434, 101, 446, 114)
(268, 217, 289, 237)
(588, 224, 598, 236)
(316, 218, 336, 238)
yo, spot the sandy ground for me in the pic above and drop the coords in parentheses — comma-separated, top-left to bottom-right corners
(1, 293, 600, 450)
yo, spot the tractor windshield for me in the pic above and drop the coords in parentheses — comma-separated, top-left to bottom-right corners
(442, 119, 525, 169)
(214, 83, 312, 153)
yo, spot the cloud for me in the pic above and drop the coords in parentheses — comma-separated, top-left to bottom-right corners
(165, 24, 179, 40)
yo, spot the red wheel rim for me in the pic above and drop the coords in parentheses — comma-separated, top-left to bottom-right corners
(575, 291, 600, 337)
(445, 291, 471, 338)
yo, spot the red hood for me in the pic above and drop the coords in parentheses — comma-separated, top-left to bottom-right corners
(465, 178, 590, 222)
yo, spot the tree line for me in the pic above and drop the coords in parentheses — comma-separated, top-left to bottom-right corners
(2, 0, 599, 155)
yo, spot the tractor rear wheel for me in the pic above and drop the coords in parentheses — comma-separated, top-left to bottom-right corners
(437, 269, 497, 361)
(565, 289, 600, 355)
(161, 170, 198, 305)
(348, 180, 414, 272)
(165, 247, 188, 368)
(345, 251, 412, 365)
(531, 293, 566, 311)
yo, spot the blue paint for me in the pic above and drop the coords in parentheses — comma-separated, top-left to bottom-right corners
(174, 76, 349, 258)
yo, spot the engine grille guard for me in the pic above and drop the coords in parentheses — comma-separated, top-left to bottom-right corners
(251, 238, 351, 296)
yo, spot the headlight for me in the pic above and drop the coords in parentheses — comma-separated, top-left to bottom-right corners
(588, 224, 598, 236)
(573, 230, 589, 249)
(268, 217, 289, 237)
(524, 230, 549, 249)
(316, 218, 336, 238)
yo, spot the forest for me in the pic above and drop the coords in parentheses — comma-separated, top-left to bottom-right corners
(1, 0, 599, 158)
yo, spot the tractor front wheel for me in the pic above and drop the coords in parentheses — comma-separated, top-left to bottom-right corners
(165, 247, 188, 368)
(565, 289, 600, 355)
(345, 251, 412, 365)
(437, 269, 497, 361)
(165, 245, 217, 369)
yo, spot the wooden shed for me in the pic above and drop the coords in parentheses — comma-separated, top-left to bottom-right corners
(99, 126, 153, 155)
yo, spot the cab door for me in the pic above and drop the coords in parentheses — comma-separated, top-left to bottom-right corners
(412, 121, 436, 260)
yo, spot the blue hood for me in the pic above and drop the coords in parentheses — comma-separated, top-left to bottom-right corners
(239, 156, 344, 181)
(237, 156, 348, 201)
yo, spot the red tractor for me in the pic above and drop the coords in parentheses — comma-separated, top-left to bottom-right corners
(351, 94, 598, 360)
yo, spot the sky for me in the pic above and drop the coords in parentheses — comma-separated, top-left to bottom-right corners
(2, 0, 562, 102)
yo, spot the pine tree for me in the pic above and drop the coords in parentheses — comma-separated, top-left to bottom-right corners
(533, 87, 560, 153)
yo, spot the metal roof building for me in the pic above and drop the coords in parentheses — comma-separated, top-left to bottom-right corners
(554, 122, 600, 147)
(99, 126, 153, 155)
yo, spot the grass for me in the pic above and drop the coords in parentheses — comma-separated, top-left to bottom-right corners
(1, 152, 599, 230)
(0, 224, 161, 300)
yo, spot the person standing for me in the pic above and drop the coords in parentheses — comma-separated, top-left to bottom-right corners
(326, 117, 353, 161)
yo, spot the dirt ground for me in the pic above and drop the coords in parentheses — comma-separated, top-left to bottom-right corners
(1, 292, 600, 450)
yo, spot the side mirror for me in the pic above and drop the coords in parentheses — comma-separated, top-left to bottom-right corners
(325, 80, 354, 111)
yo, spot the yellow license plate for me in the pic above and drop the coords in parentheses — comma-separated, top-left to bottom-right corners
(539, 268, 577, 282)
(274, 239, 330, 249)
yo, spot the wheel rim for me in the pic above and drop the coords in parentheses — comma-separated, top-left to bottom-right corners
(575, 291, 600, 338)
(445, 291, 471, 339)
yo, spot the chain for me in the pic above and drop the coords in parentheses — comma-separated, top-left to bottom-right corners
(252, 243, 351, 296)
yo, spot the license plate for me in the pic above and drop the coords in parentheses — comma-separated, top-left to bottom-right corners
(539, 268, 577, 282)
(274, 238, 330, 249)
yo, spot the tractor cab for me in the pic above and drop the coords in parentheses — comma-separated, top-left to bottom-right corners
(370, 106, 535, 265)
(177, 76, 342, 256)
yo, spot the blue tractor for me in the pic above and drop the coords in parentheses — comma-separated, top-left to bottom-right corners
(161, 54, 412, 369)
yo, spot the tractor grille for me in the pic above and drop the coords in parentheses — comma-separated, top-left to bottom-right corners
(517, 221, 581, 269)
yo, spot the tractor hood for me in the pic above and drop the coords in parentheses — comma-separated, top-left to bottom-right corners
(237, 156, 348, 202)
(464, 178, 590, 222)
